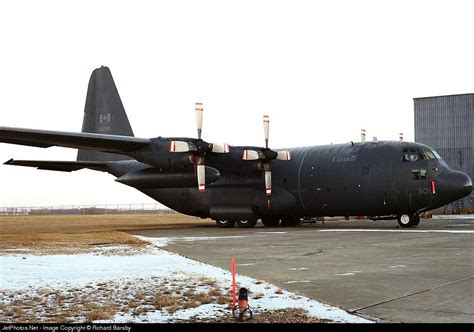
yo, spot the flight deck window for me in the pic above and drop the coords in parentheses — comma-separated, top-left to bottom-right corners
(402, 148, 419, 162)
(420, 149, 436, 160)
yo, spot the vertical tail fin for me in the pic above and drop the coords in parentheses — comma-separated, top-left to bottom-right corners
(77, 66, 134, 161)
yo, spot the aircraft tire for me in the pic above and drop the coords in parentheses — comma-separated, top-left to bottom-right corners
(237, 218, 257, 228)
(413, 214, 421, 227)
(261, 217, 280, 227)
(215, 219, 236, 228)
(280, 216, 300, 227)
(397, 214, 416, 228)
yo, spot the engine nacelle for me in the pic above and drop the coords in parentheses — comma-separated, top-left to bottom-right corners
(115, 166, 220, 189)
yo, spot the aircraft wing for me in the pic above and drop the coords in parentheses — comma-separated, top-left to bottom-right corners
(0, 127, 150, 153)
(4, 159, 109, 172)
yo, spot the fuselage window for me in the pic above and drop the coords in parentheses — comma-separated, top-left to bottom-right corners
(420, 169, 427, 179)
(410, 169, 420, 180)
(411, 168, 427, 180)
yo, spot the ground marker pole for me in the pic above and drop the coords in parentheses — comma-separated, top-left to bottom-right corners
(231, 257, 236, 309)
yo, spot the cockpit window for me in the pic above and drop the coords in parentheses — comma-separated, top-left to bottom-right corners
(432, 150, 441, 159)
(402, 147, 440, 162)
(402, 148, 419, 162)
(419, 149, 436, 160)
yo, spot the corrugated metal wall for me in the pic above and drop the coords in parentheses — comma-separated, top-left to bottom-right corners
(414, 93, 473, 211)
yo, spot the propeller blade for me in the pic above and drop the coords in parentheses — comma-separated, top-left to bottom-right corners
(169, 141, 191, 152)
(265, 170, 272, 196)
(211, 143, 230, 154)
(276, 150, 291, 160)
(242, 149, 260, 160)
(196, 155, 206, 192)
(195, 102, 203, 140)
(263, 115, 270, 149)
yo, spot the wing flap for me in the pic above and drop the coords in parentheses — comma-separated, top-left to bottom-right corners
(0, 127, 150, 153)
(4, 159, 108, 172)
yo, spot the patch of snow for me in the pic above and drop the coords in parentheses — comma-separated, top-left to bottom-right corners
(0, 235, 372, 323)
(103, 303, 229, 323)
(334, 271, 361, 276)
(431, 215, 474, 220)
(143, 235, 249, 247)
(255, 231, 288, 234)
(284, 280, 311, 284)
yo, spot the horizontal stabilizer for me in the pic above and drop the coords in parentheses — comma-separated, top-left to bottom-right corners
(0, 127, 150, 154)
(4, 159, 108, 172)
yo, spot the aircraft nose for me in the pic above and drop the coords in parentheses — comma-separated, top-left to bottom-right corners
(435, 170, 472, 203)
(464, 174, 473, 196)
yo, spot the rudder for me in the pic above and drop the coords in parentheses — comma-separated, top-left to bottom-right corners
(77, 66, 134, 161)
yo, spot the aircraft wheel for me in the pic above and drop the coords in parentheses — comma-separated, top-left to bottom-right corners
(397, 214, 416, 228)
(261, 217, 280, 227)
(280, 216, 300, 227)
(237, 218, 257, 228)
(413, 214, 421, 227)
(215, 219, 236, 228)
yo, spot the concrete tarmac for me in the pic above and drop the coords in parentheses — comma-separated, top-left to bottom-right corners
(134, 217, 474, 323)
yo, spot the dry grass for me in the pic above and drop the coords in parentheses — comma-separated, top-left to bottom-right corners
(208, 288, 222, 297)
(154, 294, 180, 310)
(217, 296, 231, 305)
(83, 302, 117, 322)
(194, 292, 213, 305)
(182, 300, 200, 309)
(0, 214, 212, 255)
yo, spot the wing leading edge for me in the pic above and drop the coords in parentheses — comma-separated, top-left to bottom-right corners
(0, 127, 150, 154)
(4, 159, 109, 172)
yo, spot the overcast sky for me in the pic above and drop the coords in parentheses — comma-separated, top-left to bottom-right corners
(0, 0, 473, 208)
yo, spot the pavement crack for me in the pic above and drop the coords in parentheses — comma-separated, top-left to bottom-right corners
(350, 275, 474, 313)
(302, 251, 323, 256)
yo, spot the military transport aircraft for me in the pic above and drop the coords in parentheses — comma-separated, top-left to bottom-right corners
(0, 67, 471, 228)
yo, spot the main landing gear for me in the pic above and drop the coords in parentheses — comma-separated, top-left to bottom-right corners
(215, 216, 300, 228)
(215, 218, 257, 228)
(397, 213, 420, 228)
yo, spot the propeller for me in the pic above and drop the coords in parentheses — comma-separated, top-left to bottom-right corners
(168, 102, 229, 192)
(241, 115, 291, 208)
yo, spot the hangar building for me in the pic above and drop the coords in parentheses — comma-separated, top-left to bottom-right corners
(414, 93, 473, 212)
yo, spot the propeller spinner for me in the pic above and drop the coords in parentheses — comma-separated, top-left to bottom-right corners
(242, 115, 291, 207)
(168, 102, 229, 192)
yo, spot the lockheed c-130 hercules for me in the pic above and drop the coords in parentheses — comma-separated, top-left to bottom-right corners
(0, 67, 471, 228)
